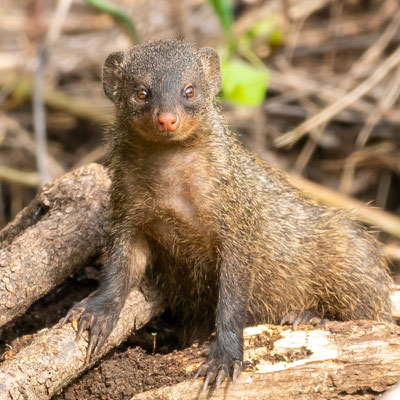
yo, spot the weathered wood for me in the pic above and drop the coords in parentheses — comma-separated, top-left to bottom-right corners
(0, 163, 110, 328)
(0, 287, 164, 399)
(131, 322, 400, 400)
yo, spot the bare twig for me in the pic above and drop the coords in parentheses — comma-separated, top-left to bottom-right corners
(289, 174, 400, 240)
(274, 46, 400, 147)
(348, 8, 400, 82)
(33, 43, 51, 186)
(0, 165, 39, 187)
(340, 68, 400, 193)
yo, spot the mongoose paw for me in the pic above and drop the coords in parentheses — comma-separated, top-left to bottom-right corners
(193, 353, 242, 392)
(62, 297, 118, 363)
(280, 310, 328, 329)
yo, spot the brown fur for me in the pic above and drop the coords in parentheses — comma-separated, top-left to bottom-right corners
(65, 39, 393, 379)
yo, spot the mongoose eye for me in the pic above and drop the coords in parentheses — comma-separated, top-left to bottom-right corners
(136, 89, 149, 100)
(183, 86, 195, 99)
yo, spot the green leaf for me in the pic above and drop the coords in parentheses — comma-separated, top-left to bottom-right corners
(207, 0, 233, 33)
(84, 0, 140, 43)
(240, 16, 285, 49)
(221, 59, 269, 106)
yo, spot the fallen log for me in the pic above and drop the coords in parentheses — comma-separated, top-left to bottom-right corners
(0, 163, 110, 328)
(130, 321, 400, 400)
(0, 287, 164, 399)
(0, 162, 166, 399)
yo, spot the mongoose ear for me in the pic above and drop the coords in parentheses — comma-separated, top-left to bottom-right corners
(199, 47, 222, 97)
(103, 51, 125, 102)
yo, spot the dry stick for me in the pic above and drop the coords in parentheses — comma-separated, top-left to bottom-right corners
(274, 45, 400, 148)
(0, 72, 112, 126)
(294, 122, 326, 174)
(347, 8, 400, 81)
(0, 288, 164, 400)
(294, 11, 400, 179)
(289, 173, 400, 240)
(340, 68, 400, 194)
(289, 0, 332, 21)
(252, 145, 400, 241)
(73, 145, 107, 169)
(294, 99, 327, 174)
(44, 89, 112, 124)
(0, 165, 39, 187)
(3, 114, 65, 179)
(376, 170, 392, 210)
(32, 43, 51, 186)
(288, 0, 398, 53)
(335, 10, 400, 193)
(32, 0, 74, 185)
(234, 0, 332, 38)
(289, 32, 400, 58)
(281, 0, 292, 25)
(318, 143, 400, 174)
(324, 0, 344, 69)
(269, 69, 374, 117)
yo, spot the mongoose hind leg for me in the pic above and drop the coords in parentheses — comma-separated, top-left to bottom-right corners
(280, 310, 328, 329)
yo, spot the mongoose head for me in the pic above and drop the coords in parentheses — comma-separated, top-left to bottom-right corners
(103, 39, 222, 143)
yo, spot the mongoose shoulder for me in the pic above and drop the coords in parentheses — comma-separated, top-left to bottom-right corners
(64, 39, 393, 390)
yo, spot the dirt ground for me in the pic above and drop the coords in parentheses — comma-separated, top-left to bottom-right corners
(0, 265, 319, 399)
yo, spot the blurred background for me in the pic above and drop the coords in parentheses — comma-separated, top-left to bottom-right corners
(0, 0, 399, 269)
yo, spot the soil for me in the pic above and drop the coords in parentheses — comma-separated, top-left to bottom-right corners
(0, 263, 204, 399)
(0, 264, 296, 399)
(0, 268, 99, 361)
(55, 343, 204, 400)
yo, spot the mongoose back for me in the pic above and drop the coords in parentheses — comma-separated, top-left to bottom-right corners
(64, 39, 393, 389)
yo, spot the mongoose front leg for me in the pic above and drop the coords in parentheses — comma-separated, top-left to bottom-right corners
(63, 231, 150, 363)
(195, 248, 251, 391)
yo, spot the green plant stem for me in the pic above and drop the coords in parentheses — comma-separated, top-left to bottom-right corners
(84, 0, 140, 43)
(236, 44, 266, 70)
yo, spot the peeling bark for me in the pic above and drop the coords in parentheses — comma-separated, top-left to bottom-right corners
(131, 321, 400, 400)
(0, 163, 165, 399)
(0, 163, 111, 328)
(0, 287, 164, 399)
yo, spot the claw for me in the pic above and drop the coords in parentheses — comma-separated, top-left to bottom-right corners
(193, 359, 213, 381)
(202, 367, 217, 393)
(86, 330, 99, 363)
(193, 365, 204, 381)
(292, 316, 302, 329)
(62, 298, 119, 365)
(215, 368, 227, 392)
(232, 360, 242, 384)
(280, 310, 298, 326)
(281, 310, 325, 328)
(61, 306, 83, 327)
(93, 331, 107, 356)
(76, 316, 91, 341)
(61, 312, 70, 327)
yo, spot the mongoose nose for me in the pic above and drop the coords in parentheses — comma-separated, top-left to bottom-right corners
(155, 112, 180, 132)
